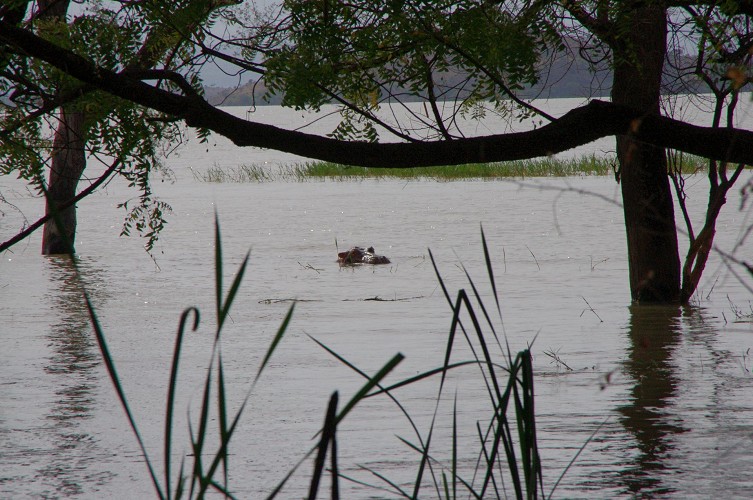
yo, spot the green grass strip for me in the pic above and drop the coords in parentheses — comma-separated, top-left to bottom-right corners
(302, 156, 616, 179)
(191, 154, 714, 182)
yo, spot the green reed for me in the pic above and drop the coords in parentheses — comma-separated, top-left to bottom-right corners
(301, 156, 614, 179)
(301, 227, 552, 498)
(189, 163, 278, 183)
(54, 209, 593, 498)
(63, 212, 403, 499)
(191, 154, 713, 182)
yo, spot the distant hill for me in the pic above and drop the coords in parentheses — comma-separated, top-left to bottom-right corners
(203, 69, 606, 107)
(204, 79, 283, 106)
(203, 49, 708, 106)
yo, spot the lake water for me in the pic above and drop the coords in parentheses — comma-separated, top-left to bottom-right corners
(2, 98, 753, 498)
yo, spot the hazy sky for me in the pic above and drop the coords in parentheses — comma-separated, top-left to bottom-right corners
(68, 0, 265, 87)
(201, 58, 254, 88)
(199, 0, 282, 86)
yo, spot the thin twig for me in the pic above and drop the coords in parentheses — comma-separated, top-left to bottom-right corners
(526, 245, 540, 270)
(579, 296, 603, 323)
(0, 159, 122, 252)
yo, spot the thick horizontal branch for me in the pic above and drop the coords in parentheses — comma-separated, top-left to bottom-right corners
(199, 100, 753, 167)
(1, 19, 753, 168)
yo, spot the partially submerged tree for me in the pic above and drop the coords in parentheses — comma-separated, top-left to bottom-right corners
(0, 0, 229, 254)
(561, 1, 753, 302)
(0, 0, 752, 304)
(250, 0, 753, 303)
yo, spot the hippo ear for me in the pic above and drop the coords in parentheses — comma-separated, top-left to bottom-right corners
(367, 246, 375, 253)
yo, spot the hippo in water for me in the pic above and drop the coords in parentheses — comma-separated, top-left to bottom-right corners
(337, 246, 391, 266)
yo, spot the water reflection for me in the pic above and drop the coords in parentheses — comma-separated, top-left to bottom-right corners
(40, 255, 110, 495)
(618, 305, 714, 496)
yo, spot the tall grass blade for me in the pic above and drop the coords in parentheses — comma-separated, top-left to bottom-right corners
(330, 405, 340, 500)
(165, 307, 200, 499)
(416, 250, 503, 499)
(309, 335, 408, 432)
(511, 351, 542, 498)
(199, 400, 248, 498)
(255, 303, 295, 386)
(480, 225, 504, 326)
(501, 365, 526, 499)
(460, 242, 511, 365)
(336, 353, 404, 424)
(411, 285, 469, 500)
(218, 250, 250, 332)
(207, 480, 237, 498)
(198, 352, 273, 498)
(548, 416, 611, 499)
(200, 303, 292, 496)
(218, 352, 230, 491)
(267, 450, 317, 499)
(455, 290, 523, 497)
(522, 351, 544, 498)
(306, 331, 438, 486)
(357, 465, 412, 499)
(175, 458, 186, 499)
(494, 411, 521, 499)
(456, 290, 503, 402)
(429, 249, 482, 375)
(452, 393, 458, 500)
(189, 367, 213, 497)
(471, 355, 521, 499)
(460, 261, 504, 356)
(428, 248, 453, 307)
(308, 391, 339, 500)
(38, 180, 166, 498)
(214, 211, 223, 325)
(475, 421, 503, 499)
(335, 470, 398, 496)
(267, 354, 404, 498)
(412, 413, 440, 499)
(311, 337, 443, 498)
(83, 292, 166, 499)
(396, 436, 483, 500)
(365, 361, 484, 396)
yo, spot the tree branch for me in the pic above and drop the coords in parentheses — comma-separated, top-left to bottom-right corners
(561, 1, 617, 46)
(0, 159, 121, 252)
(2, 18, 752, 168)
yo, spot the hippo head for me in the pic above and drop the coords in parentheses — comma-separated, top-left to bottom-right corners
(337, 246, 390, 266)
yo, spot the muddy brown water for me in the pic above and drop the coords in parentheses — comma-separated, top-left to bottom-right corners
(2, 98, 753, 498)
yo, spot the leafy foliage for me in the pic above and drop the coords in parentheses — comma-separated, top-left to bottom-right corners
(257, 1, 562, 140)
(0, 1, 227, 252)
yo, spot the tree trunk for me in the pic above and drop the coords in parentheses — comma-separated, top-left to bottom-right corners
(38, 0, 85, 255)
(612, 5, 681, 303)
(42, 108, 86, 255)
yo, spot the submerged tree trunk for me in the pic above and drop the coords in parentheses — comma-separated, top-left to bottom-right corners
(39, 0, 86, 255)
(612, 5, 681, 303)
(42, 108, 86, 255)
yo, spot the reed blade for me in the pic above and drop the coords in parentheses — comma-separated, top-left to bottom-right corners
(255, 303, 295, 386)
(84, 291, 166, 499)
(214, 210, 223, 324)
(217, 352, 230, 490)
(218, 249, 250, 332)
(336, 353, 404, 425)
(307, 391, 339, 500)
(165, 307, 200, 499)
